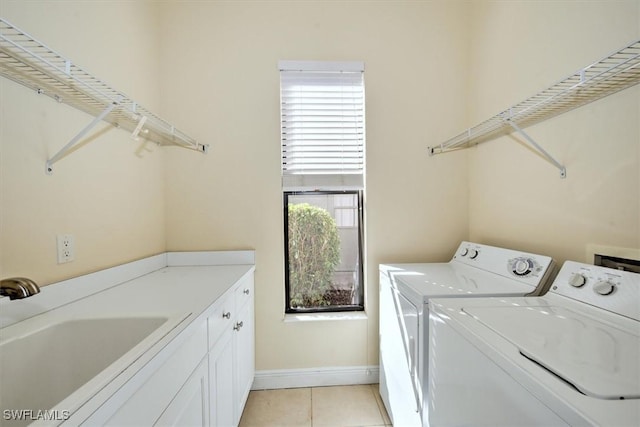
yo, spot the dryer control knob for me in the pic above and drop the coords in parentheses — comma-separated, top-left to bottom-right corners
(513, 259, 533, 276)
(568, 273, 586, 288)
(460, 248, 469, 257)
(469, 249, 479, 259)
(593, 281, 616, 296)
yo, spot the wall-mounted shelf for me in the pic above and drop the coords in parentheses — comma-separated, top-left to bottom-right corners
(429, 39, 640, 178)
(0, 18, 208, 174)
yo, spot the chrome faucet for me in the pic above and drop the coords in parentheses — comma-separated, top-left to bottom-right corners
(0, 277, 41, 300)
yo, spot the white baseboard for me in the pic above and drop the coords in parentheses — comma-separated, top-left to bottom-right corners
(251, 365, 379, 390)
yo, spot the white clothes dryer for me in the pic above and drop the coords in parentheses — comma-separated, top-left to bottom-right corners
(379, 241, 556, 427)
(428, 261, 640, 426)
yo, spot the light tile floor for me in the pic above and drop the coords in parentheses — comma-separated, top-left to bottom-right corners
(239, 384, 392, 427)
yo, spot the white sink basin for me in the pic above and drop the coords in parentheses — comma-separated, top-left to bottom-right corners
(0, 315, 188, 425)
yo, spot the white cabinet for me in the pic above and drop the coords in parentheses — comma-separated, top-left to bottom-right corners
(208, 272, 255, 427)
(81, 271, 255, 427)
(156, 358, 210, 427)
(101, 321, 208, 426)
(209, 330, 234, 427)
(232, 276, 255, 424)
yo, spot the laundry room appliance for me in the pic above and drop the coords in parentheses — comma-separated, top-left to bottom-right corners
(379, 241, 556, 427)
(428, 261, 640, 426)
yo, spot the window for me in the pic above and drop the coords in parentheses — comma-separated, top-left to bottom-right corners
(284, 191, 364, 312)
(280, 61, 365, 313)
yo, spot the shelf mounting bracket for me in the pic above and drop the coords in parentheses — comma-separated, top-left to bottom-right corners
(46, 100, 119, 175)
(130, 115, 148, 140)
(506, 121, 567, 179)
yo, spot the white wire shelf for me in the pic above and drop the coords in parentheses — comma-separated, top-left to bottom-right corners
(429, 39, 640, 177)
(0, 18, 208, 174)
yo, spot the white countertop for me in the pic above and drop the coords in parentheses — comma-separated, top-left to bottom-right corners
(70, 264, 253, 317)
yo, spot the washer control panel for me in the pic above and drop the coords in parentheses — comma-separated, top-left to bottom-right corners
(453, 241, 555, 289)
(552, 261, 640, 320)
(565, 270, 620, 295)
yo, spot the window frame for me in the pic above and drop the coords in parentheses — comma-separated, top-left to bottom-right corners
(284, 190, 365, 314)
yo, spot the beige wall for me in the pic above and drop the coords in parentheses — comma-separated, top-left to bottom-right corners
(0, 1, 166, 284)
(158, 0, 470, 370)
(465, 1, 640, 264)
(3, 0, 637, 374)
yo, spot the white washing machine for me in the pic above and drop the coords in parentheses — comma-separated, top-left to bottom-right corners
(428, 261, 640, 426)
(379, 241, 556, 427)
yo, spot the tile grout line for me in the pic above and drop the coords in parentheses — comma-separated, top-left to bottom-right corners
(371, 384, 391, 426)
(310, 387, 314, 427)
(369, 384, 384, 426)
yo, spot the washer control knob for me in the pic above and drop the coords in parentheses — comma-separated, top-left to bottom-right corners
(460, 248, 469, 257)
(513, 258, 533, 276)
(593, 280, 616, 296)
(568, 273, 587, 288)
(469, 249, 479, 259)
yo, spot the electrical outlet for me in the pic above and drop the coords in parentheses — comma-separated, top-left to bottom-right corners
(57, 234, 75, 264)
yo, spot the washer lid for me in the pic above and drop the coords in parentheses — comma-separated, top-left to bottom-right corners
(391, 263, 535, 303)
(464, 306, 640, 400)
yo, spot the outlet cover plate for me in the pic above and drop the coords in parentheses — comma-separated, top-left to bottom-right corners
(57, 234, 75, 264)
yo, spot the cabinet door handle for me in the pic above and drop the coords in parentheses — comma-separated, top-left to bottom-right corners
(243, 289, 250, 295)
(222, 312, 231, 319)
(234, 321, 244, 331)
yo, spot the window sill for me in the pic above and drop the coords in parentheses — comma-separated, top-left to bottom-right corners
(283, 311, 368, 323)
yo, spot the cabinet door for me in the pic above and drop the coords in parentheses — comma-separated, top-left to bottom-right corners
(209, 330, 234, 427)
(104, 322, 208, 426)
(233, 288, 254, 424)
(155, 358, 209, 427)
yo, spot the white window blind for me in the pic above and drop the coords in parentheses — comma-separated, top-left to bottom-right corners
(280, 61, 365, 190)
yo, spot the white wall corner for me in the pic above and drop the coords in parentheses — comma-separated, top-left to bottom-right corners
(251, 366, 379, 390)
